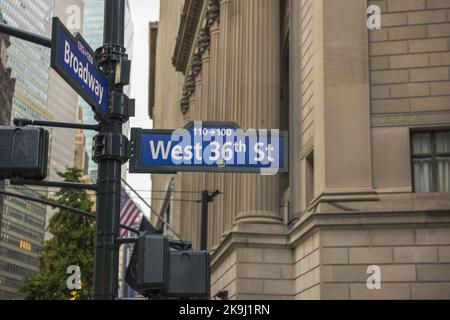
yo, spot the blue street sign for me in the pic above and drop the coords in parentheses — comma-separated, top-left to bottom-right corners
(130, 122, 289, 175)
(50, 18, 109, 116)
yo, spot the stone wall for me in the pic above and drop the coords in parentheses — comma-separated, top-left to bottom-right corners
(370, 0, 450, 116)
(293, 232, 320, 299)
(320, 227, 450, 299)
(211, 227, 294, 300)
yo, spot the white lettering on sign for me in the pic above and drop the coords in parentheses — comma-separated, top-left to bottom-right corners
(64, 40, 105, 104)
(134, 122, 287, 175)
(77, 41, 94, 64)
(150, 140, 172, 160)
(149, 140, 277, 165)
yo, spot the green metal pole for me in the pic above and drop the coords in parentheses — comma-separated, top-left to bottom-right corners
(93, 0, 126, 300)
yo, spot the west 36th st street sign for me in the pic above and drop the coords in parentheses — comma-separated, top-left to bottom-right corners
(130, 122, 288, 175)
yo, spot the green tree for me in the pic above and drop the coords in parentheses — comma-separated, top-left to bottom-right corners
(21, 167, 95, 300)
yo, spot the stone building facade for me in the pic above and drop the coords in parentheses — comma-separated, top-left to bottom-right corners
(150, 0, 450, 299)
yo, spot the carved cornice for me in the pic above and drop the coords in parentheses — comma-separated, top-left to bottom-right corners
(197, 28, 211, 55)
(184, 74, 196, 96)
(172, 0, 205, 73)
(191, 52, 203, 76)
(176, 0, 221, 115)
(206, 0, 220, 27)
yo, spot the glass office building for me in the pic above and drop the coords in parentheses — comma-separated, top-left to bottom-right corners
(81, 0, 133, 182)
(0, 0, 53, 300)
(81, 0, 105, 182)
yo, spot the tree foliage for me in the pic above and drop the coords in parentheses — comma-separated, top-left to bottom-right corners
(21, 168, 95, 300)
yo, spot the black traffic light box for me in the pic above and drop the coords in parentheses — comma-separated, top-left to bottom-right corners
(135, 233, 211, 299)
(166, 250, 211, 298)
(0, 127, 49, 180)
(136, 234, 170, 295)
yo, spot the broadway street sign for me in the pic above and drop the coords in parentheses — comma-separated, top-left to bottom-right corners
(51, 17, 109, 117)
(130, 122, 288, 175)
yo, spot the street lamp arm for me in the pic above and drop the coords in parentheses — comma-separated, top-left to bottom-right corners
(0, 22, 51, 48)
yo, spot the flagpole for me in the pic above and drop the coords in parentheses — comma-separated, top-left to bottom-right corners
(121, 239, 128, 298)
(121, 178, 184, 242)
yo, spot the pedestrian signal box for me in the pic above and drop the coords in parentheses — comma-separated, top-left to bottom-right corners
(166, 250, 211, 298)
(135, 233, 211, 299)
(0, 127, 49, 180)
(136, 234, 170, 294)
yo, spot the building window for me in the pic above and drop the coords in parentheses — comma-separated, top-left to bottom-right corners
(412, 130, 450, 193)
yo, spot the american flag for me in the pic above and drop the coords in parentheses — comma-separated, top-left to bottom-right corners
(120, 187, 142, 237)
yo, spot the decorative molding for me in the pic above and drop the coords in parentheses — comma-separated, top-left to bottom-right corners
(176, 0, 221, 116)
(372, 111, 450, 128)
(307, 188, 380, 213)
(289, 208, 450, 248)
(206, 0, 220, 27)
(191, 52, 203, 76)
(172, 0, 205, 73)
(197, 28, 211, 55)
(184, 74, 196, 97)
(281, 0, 290, 62)
(148, 22, 158, 120)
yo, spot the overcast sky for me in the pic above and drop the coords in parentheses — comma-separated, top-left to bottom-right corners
(127, 0, 160, 216)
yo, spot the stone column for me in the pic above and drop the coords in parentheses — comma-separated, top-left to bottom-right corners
(193, 56, 204, 246)
(218, 0, 235, 236)
(231, 0, 282, 224)
(312, 0, 376, 210)
(202, 36, 214, 249)
(183, 56, 204, 248)
(208, 20, 221, 248)
(210, 0, 293, 299)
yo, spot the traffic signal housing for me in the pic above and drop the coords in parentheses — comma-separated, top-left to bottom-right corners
(136, 234, 170, 295)
(0, 127, 49, 180)
(166, 250, 211, 298)
(135, 233, 211, 299)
